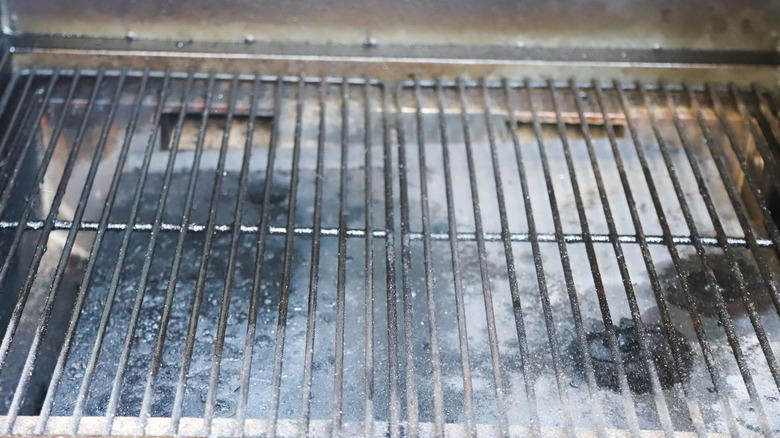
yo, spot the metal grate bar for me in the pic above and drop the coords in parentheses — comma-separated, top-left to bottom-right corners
(611, 81, 713, 437)
(455, 78, 509, 437)
(0, 71, 22, 159)
(571, 80, 678, 434)
(2, 72, 780, 436)
(0, 67, 36, 172)
(705, 86, 780, 297)
(638, 82, 742, 436)
(3, 219, 766, 247)
(520, 80, 604, 436)
(729, 88, 780, 319)
(731, 85, 780, 200)
(701, 87, 780, 391)
(433, 79, 476, 438)
(0, 70, 62, 346)
(710, 85, 780, 323)
(509, 81, 577, 437)
(412, 79, 446, 437)
(136, 70, 197, 435)
(69, 69, 168, 434)
(707, 86, 780, 333)
(299, 78, 327, 436)
(107, 71, 200, 436)
(678, 84, 774, 434)
(361, 77, 375, 438)
(687, 84, 777, 416)
(593, 80, 708, 435)
(0, 68, 57, 222)
(382, 82, 402, 438)
(512, 80, 576, 435)
(10, 65, 97, 427)
(2, 67, 128, 434)
(394, 82, 421, 438)
(235, 75, 284, 436)
(0, 67, 74, 374)
(546, 82, 644, 436)
(33, 67, 150, 434)
(168, 72, 221, 434)
(267, 77, 305, 438)
(770, 89, 780, 121)
(0, 49, 19, 147)
(754, 86, 780, 176)
(331, 78, 350, 437)
(202, 74, 249, 435)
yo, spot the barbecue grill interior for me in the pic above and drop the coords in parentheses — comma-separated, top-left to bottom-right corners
(0, 1, 779, 437)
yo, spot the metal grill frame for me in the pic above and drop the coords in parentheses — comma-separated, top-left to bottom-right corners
(0, 59, 778, 437)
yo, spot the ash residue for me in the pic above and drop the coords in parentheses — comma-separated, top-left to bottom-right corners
(659, 250, 777, 319)
(569, 318, 693, 394)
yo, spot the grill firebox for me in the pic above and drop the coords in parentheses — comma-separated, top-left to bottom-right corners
(1, 62, 780, 437)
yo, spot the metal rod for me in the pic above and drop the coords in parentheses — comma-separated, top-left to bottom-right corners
(1, 219, 756, 246)
(33, 67, 150, 434)
(0, 67, 56, 224)
(381, 82, 402, 438)
(705, 84, 780, 281)
(267, 76, 305, 438)
(594, 80, 709, 436)
(4, 65, 95, 416)
(136, 70, 199, 435)
(517, 79, 607, 436)
(754, 86, 780, 168)
(332, 78, 350, 438)
(725, 84, 780, 319)
(104, 71, 203, 436)
(546, 82, 642, 436)
(456, 77, 508, 438)
(0, 67, 36, 176)
(0, 67, 81, 376)
(681, 84, 775, 434)
(106, 72, 199, 435)
(729, 83, 780, 198)
(704, 88, 780, 380)
(434, 78, 475, 438)
(393, 81, 420, 438)
(0, 71, 21, 159)
(571, 80, 676, 436)
(502, 79, 579, 436)
(8, 71, 779, 435)
(0, 69, 63, 357)
(694, 87, 780, 392)
(299, 78, 327, 437)
(412, 78, 445, 437)
(636, 82, 743, 436)
(362, 77, 376, 438)
(2, 67, 127, 434)
(0, 70, 56, 206)
(701, 84, 780, 382)
(167, 71, 223, 434)
(202, 74, 246, 436)
(768, 87, 780, 121)
(69, 69, 168, 435)
(500, 80, 572, 436)
(235, 75, 284, 436)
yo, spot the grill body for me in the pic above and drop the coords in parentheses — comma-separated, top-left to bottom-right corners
(0, 2, 778, 437)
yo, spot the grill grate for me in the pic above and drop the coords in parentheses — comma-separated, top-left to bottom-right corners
(0, 63, 780, 437)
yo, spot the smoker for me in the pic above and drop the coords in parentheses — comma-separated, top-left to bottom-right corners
(0, 1, 779, 437)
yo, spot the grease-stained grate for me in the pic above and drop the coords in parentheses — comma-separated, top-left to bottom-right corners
(0, 62, 780, 437)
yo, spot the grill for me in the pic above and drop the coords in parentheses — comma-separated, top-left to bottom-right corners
(0, 49, 780, 437)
